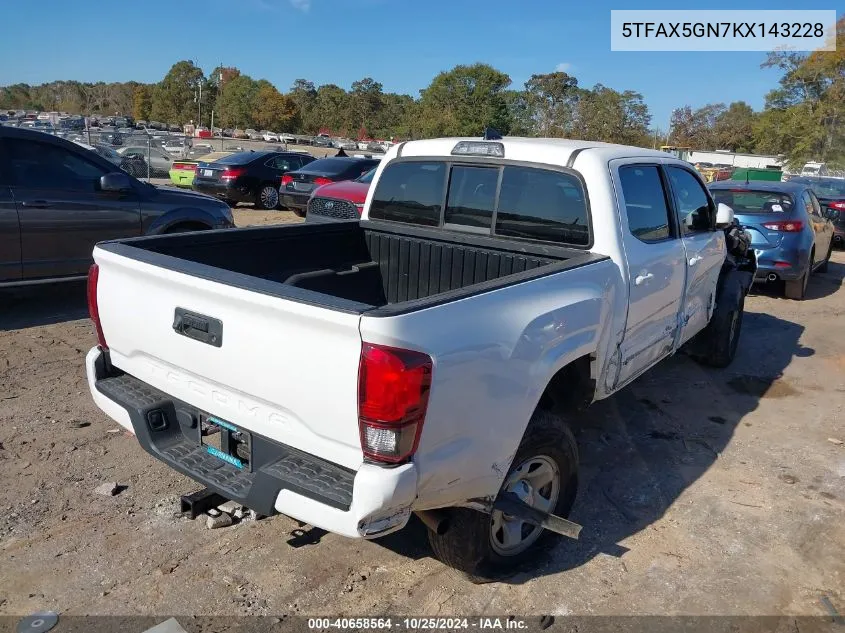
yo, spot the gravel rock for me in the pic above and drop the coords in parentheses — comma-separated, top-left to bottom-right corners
(217, 501, 241, 515)
(94, 482, 121, 496)
(206, 513, 234, 529)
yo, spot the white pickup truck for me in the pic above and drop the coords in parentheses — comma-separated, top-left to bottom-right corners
(86, 136, 754, 580)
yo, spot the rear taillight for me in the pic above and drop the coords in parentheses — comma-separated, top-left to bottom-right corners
(221, 167, 245, 180)
(358, 343, 432, 464)
(763, 220, 803, 232)
(281, 174, 293, 185)
(173, 162, 196, 171)
(830, 201, 845, 210)
(87, 264, 108, 350)
(313, 177, 333, 186)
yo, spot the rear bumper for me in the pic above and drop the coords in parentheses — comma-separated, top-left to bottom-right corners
(85, 347, 416, 538)
(169, 170, 195, 188)
(752, 248, 804, 281)
(193, 180, 253, 203)
(280, 191, 310, 216)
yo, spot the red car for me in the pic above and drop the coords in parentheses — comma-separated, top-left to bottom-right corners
(195, 127, 212, 139)
(304, 167, 376, 222)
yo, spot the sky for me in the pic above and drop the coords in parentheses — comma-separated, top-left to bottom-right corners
(0, 0, 840, 130)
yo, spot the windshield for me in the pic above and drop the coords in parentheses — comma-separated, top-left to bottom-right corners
(711, 189, 795, 214)
(803, 179, 845, 199)
(356, 168, 376, 184)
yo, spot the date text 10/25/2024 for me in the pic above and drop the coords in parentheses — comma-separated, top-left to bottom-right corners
(307, 618, 531, 630)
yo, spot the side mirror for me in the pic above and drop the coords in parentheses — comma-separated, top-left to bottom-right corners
(100, 172, 133, 192)
(715, 202, 735, 228)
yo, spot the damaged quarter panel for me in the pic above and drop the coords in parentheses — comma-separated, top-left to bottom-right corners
(358, 258, 623, 511)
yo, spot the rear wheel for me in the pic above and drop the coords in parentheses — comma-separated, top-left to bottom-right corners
(256, 185, 279, 210)
(163, 222, 210, 235)
(784, 260, 810, 300)
(817, 242, 832, 273)
(426, 411, 578, 583)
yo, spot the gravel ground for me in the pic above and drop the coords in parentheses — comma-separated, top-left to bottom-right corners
(1, 226, 843, 619)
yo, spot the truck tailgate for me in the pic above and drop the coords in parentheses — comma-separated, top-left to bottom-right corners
(94, 246, 365, 470)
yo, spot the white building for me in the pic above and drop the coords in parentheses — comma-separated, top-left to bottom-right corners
(688, 150, 784, 169)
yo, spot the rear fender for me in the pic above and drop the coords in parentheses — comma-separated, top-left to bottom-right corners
(145, 208, 218, 235)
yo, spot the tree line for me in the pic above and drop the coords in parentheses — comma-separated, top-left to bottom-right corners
(1, 17, 841, 167)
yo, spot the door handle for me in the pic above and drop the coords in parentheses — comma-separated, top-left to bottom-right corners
(21, 200, 50, 208)
(634, 272, 654, 285)
(688, 255, 703, 266)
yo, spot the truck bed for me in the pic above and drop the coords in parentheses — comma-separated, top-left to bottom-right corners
(98, 220, 605, 316)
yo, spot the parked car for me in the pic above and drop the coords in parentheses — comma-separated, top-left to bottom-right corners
(169, 151, 234, 189)
(117, 145, 174, 177)
(262, 131, 280, 142)
(280, 133, 296, 144)
(97, 130, 124, 146)
(192, 150, 315, 209)
(162, 137, 189, 156)
(245, 129, 262, 140)
(221, 128, 234, 138)
(801, 162, 829, 177)
(312, 135, 333, 148)
(85, 136, 754, 580)
(280, 156, 380, 216)
(0, 126, 234, 285)
(710, 180, 834, 299)
(789, 176, 845, 246)
(195, 127, 212, 139)
(366, 141, 386, 153)
(305, 167, 375, 223)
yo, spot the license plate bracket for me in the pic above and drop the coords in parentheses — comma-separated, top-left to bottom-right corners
(199, 415, 252, 471)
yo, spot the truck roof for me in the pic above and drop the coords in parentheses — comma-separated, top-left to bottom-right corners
(394, 136, 672, 165)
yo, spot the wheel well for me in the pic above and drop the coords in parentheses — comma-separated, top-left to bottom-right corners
(537, 354, 595, 416)
(163, 221, 211, 234)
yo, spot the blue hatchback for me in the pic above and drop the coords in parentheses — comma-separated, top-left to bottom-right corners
(709, 180, 835, 300)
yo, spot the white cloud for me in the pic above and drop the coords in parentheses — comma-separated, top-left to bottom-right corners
(290, 0, 311, 10)
(555, 62, 572, 73)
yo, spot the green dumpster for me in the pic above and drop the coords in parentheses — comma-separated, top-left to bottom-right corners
(732, 167, 783, 182)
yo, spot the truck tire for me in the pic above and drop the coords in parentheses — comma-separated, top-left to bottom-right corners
(427, 411, 579, 583)
(696, 277, 744, 368)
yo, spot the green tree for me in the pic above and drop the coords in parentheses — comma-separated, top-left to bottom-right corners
(254, 81, 299, 131)
(348, 77, 383, 131)
(522, 72, 579, 136)
(217, 74, 258, 128)
(418, 64, 512, 137)
(712, 101, 756, 152)
(755, 17, 845, 168)
(132, 85, 153, 120)
(311, 84, 349, 135)
(150, 60, 205, 125)
(289, 79, 317, 133)
(573, 85, 652, 146)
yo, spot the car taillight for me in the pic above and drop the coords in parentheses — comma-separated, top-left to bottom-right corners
(313, 177, 333, 186)
(763, 220, 803, 232)
(831, 201, 845, 210)
(358, 343, 432, 464)
(281, 174, 293, 185)
(87, 264, 108, 350)
(221, 167, 245, 180)
(173, 162, 196, 171)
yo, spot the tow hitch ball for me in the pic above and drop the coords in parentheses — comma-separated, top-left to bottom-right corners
(492, 491, 583, 540)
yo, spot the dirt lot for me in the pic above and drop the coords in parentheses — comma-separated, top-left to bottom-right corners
(1, 215, 843, 618)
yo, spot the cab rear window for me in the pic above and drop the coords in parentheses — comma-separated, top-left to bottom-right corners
(369, 160, 590, 246)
